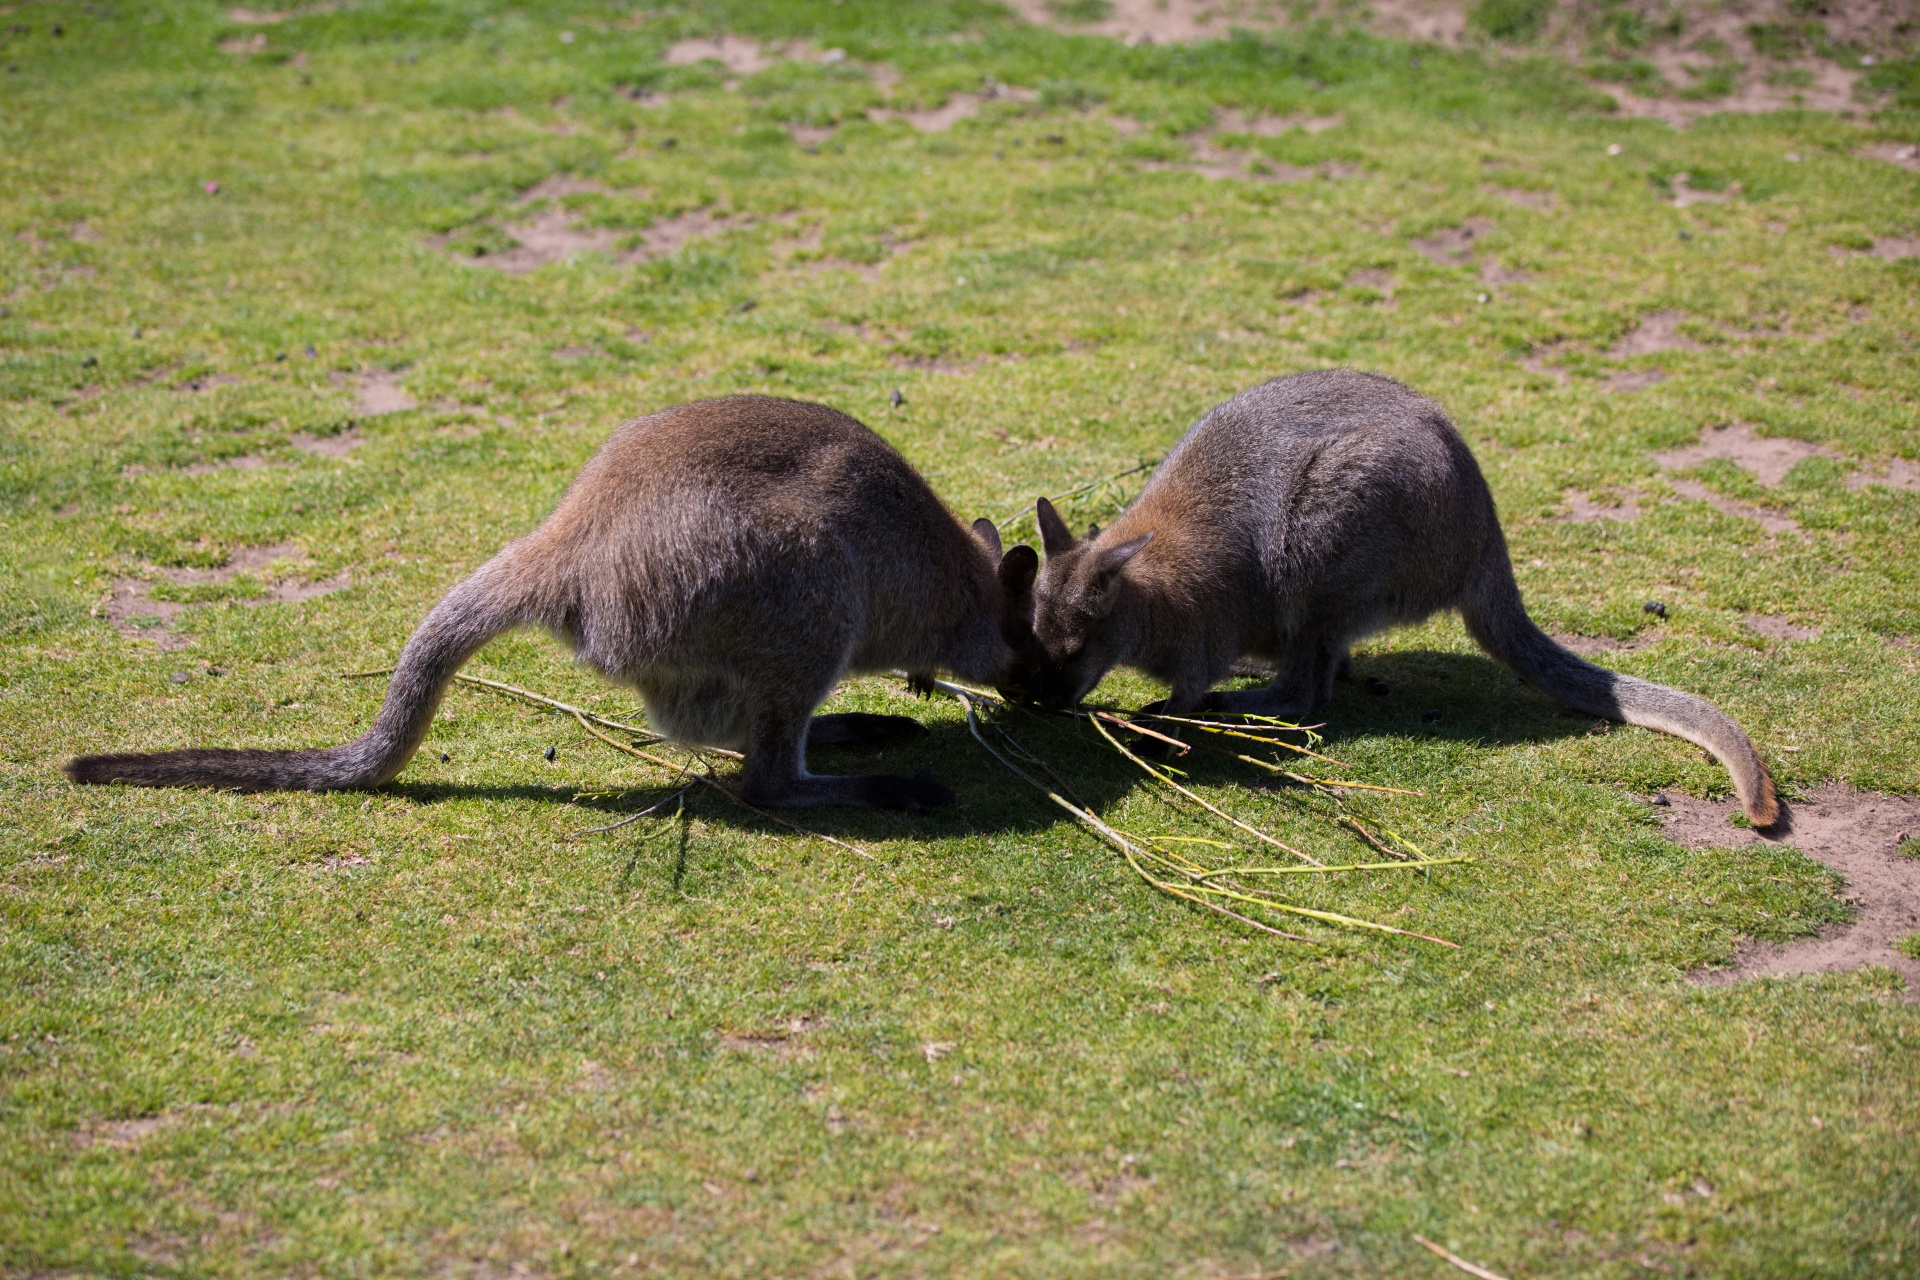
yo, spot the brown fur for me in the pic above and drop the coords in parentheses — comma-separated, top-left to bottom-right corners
(67, 396, 1040, 811)
(1023, 370, 1779, 828)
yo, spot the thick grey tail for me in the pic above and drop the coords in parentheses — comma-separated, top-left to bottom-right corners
(1461, 560, 1780, 829)
(65, 550, 538, 793)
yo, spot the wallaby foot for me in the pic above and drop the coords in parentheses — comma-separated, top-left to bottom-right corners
(806, 712, 928, 749)
(742, 704, 955, 812)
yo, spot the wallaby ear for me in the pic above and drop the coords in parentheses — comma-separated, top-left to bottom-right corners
(971, 517, 1003, 559)
(998, 544, 1039, 595)
(1089, 531, 1153, 584)
(1035, 496, 1076, 558)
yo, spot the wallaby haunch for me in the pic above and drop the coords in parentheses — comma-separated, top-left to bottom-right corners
(68, 396, 1040, 811)
(1024, 369, 1779, 828)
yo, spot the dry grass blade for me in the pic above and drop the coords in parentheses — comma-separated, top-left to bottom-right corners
(1132, 712, 1349, 767)
(568, 711, 873, 861)
(570, 777, 697, 838)
(993, 458, 1160, 537)
(342, 666, 745, 757)
(1412, 1235, 1511, 1280)
(1087, 712, 1323, 866)
(948, 686, 1460, 947)
(1095, 710, 1190, 755)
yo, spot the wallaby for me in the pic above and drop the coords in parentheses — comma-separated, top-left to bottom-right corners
(1023, 369, 1780, 828)
(68, 395, 1041, 811)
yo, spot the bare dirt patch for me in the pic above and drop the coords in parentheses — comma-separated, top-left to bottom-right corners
(353, 370, 414, 416)
(1606, 367, 1670, 393)
(1867, 237, 1920, 261)
(1666, 477, 1802, 535)
(1005, 0, 1289, 44)
(1669, 783, 1920, 999)
(1553, 632, 1658, 655)
(69, 220, 101, 243)
(1843, 457, 1920, 493)
(292, 428, 363, 457)
(664, 36, 776, 74)
(102, 543, 351, 646)
(1410, 217, 1492, 265)
(226, 7, 291, 22)
(1491, 186, 1556, 210)
(626, 208, 754, 260)
(219, 33, 268, 55)
(1859, 143, 1920, 173)
(1743, 614, 1819, 641)
(1652, 421, 1836, 486)
(1560, 488, 1643, 522)
(1212, 108, 1342, 136)
(1606, 310, 1702, 358)
(870, 84, 1036, 132)
(1667, 173, 1742, 207)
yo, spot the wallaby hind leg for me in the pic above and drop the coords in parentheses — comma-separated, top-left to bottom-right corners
(741, 698, 953, 812)
(806, 713, 928, 750)
(1201, 642, 1325, 721)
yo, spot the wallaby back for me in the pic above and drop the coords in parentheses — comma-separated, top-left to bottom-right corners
(1027, 369, 1780, 827)
(69, 396, 1034, 809)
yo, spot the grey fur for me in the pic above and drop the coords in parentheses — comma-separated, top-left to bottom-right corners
(1026, 369, 1780, 827)
(68, 396, 1040, 811)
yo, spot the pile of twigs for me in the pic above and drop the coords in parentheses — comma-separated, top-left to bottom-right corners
(924, 677, 1465, 947)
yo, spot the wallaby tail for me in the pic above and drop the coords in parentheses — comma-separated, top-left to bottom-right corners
(65, 549, 540, 792)
(1461, 559, 1780, 829)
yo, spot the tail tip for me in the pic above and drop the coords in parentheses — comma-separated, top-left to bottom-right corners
(1746, 776, 1783, 832)
(64, 754, 119, 785)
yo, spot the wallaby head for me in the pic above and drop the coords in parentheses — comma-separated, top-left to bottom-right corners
(971, 517, 1043, 697)
(1023, 495, 1153, 710)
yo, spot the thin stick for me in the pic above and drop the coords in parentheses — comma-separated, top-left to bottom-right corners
(1339, 814, 1410, 861)
(1196, 858, 1471, 880)
(1412, 1235, 1510, 1280)
(993, 459, 1159, 532)
(1131, 713, 1348, 766)
(1093, 710, 1191, 755)
(569, 711, 872, 861)
(341, 666, 746, 757)
(1088, 713, 1323, 866)
(570, 778, 697, 838)
(1052, 790, 1319, 943)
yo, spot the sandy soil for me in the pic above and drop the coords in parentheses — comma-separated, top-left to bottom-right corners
(1551, 631, 1660, 654)
(1652, 420, 1835, 485)
(103, 544, 350, 646)
(1605, 310, 1703, 357)
(352, 370, 414, 416)
(870, 84, 1038, 132)
(1743, 614, 1819, 640)
(1667, 783, 1920, 999)
(1559, 488, 1643, 522)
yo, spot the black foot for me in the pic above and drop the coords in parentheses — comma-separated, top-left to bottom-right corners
(862, 769, 957, 812)
(807, 713, 929, 749)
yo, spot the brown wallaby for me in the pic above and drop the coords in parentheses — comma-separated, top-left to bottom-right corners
(1024, 369, 1780, 828)
(68, 395, 1041, 811)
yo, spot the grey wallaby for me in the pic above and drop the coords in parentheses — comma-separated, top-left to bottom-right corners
(1023, 369, 1780, 828)
(68, 396, 1041, 811)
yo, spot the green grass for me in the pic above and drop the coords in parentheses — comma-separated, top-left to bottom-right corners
(5, 2, 1920, 1276)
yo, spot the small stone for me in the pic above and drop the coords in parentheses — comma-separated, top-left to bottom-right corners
(439, 752, 450, 763)
(206, 667, 225, 676)
(1421, 709, 1442, 723)
(544, 746, 556, 761)
(1365, 675, 1390, 696)
(1642, 600, 1667, 618)
(171, 672, 189, 683)
(889, 389, 904, 407)
(1650, 792, 1669, 806)
(275, 351, 287, 361)
(80, 355, 97, 367)
(735, 298, 757, 313)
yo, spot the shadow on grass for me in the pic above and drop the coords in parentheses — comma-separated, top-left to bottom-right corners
(374, 653, 1593, 847)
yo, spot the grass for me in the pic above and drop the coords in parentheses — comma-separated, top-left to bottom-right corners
(4, 1, 1920, 1275)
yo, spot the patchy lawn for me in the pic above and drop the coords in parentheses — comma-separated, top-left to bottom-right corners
(3, 1, 1919, 1276)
